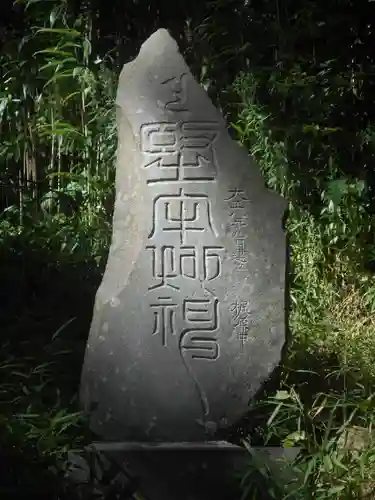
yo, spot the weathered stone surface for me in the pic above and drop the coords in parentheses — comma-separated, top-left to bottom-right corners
(80, 28, 287, 442)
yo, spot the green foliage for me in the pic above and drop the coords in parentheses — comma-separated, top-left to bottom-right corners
(242, 382, 375, 500)
(0, 0, 117, 232)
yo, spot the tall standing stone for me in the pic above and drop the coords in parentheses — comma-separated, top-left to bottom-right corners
(80, 28, 287, 444)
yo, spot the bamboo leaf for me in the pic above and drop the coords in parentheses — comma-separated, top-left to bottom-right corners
(36, 28, 81, 38)
(34, 49, 73, 57)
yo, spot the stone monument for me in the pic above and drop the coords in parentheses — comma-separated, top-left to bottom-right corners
(79, 30, 288, 497)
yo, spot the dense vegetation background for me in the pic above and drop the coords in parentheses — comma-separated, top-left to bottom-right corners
(2, 0, 375, 498)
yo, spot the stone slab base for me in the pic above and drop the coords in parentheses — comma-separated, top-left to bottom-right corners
(67, 442, 302, 500)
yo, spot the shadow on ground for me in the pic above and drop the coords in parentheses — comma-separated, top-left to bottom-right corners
(0, 239, 103, 401)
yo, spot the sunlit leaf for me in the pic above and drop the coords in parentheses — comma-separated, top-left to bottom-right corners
(36, 28, 81, 38)
(325, 179, 349, 206)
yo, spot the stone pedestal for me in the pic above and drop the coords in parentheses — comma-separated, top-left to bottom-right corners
(67, 443, 302, 500)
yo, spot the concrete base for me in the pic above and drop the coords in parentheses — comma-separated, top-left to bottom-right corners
(67, 442, 302, 500)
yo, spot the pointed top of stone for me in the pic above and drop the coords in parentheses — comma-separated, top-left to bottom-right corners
(139, 28, 179, 57)
(116, 27, 225, 130)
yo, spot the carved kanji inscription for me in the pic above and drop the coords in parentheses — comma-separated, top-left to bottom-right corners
(80, 28, 287, 445)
